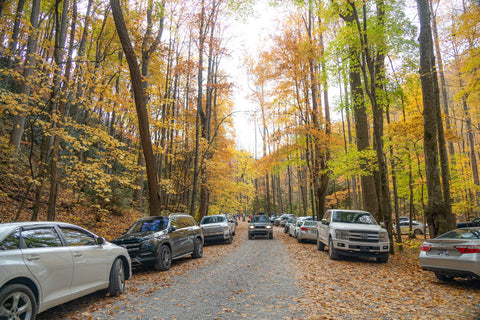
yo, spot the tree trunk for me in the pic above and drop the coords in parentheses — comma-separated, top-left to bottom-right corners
(111, 0, 161, 216)
(10, 0, 40, 151)
(417, 0, 455, 236)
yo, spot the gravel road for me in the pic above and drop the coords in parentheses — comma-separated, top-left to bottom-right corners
(60, 222, 304, 320)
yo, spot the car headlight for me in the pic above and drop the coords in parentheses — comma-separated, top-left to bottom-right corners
(379, 231, 388, 242)
(335, 230, 349, 240)
(249, 225, 255, 229)
(266, 225, 272, 229)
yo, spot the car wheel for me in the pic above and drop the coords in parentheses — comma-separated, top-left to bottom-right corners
(192, 237, 203, 258)
(376, 256, 389, 263)
(248, 234, 252, 240)
(154, 245, 172, 271)
(107, 258, 126, 296)
(328, 238, 340, 260)
(226, 233, 233, 244)
(317, 238, 325, 251)
(269, 232, 273, 239)
(414, 229, 423, 236)
(0, 284, 37, 320)
(434, 272, 455, 282)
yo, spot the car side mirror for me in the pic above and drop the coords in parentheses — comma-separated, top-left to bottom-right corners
(321, 219, 329, 225)
(97, 237, 105, 245)
(169, 226, 177, 233)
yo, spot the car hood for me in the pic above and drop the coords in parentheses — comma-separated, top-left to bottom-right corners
(330, 222, 385, 232)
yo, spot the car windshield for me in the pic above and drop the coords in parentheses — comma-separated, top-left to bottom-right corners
(201, 216, 226, 224)
(252, 216, 269, 223)
(437, 228, 480, 239)
(304, 221, 317, 227)
(128, 217, 169, 233)
(332, 211, 377, 225)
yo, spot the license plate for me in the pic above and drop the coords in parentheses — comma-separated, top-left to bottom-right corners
(309, 230, 316, 234)
(436, 249, 449, 256)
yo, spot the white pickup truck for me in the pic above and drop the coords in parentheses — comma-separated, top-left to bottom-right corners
(316, 209, 390, 263)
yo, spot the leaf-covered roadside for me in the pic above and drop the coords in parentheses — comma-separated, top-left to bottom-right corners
(278, 231, 480, 319)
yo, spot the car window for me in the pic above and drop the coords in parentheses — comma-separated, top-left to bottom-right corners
(252, 216, 269, 223)
(22, 227, 63, 248)
(0, 229, 20, 250)
(323, 211, 331, 222)
(60, 227, 97, 246)
(304, 221, 317, 227)
(332, 211, 377, 225)
(128, 218, 169, 233)
(201, 216, 226, 224)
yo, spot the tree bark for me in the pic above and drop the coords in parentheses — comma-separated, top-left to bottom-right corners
(417, 0, 455, 236)
(111, 0, 161, 216)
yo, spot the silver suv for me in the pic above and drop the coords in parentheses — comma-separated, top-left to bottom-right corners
(200, 214, 233, 244)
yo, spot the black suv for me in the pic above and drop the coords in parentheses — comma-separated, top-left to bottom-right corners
(112, 214, 204, 271)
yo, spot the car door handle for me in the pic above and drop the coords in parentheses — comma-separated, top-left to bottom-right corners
(73, 252, 82, 257)
(26, 255, 40, 262)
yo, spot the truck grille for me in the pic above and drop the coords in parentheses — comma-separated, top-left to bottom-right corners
(202, 226, 224, 235)
(349, 230, 379, 243)
(113, 240, 141, 254)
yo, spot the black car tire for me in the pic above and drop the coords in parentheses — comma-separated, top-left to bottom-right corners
(434, 272, 454, 282)
(248, 234, 253, 240)
(107, 258, 126, 296)
(192, 237, 203, 258)
(328, 238, 340, 260)
(154, 245, 172, 271)
(317, 238, 325, 251)
(0, 284, 37, 320)
(269, 232, 273, 239)
(414, 229, 423, 236)
(226, 233, 233, 244)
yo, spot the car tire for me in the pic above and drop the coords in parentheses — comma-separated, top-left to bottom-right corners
(192, 237, 203, 258)
(328, 238, 340, 260)
(269, 232, 273, 239)
(414, 229, 423, 236)
(0, 283, 37, 320)
(248, 234, 253, 240)
(107, 258, 126, 296)
(317, 238, 325, 251)
(154, 245, 172, 271)
(376, 256, 389, 263)
(226, 234, 233, 244)
(434, 272, 454, 282)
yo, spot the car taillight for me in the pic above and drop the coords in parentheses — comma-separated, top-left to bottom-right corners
(301, 227, 307, 231)
(455, 245, 480, 254)
(420, 244, 432, 252)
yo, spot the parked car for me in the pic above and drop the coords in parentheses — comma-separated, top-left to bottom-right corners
(248, 215, 273, 239)
(297, 220, 318, 243)
(224, 213, 237, 235)
(291, 217, 313, 238)
(316, 209, 390, 263)
(419, 227, 480, 281)
(112, 214, 203, 271)
(0, 221, 131, 320)
(278, 214, 296, 227)
(289, 219, 301, 237)
(200, 214, 233, 244)
(456, 217, 480, 228)
(394, 220, 428, 235)
(284, 218, 297, 234)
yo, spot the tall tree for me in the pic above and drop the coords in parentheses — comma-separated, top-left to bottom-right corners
(417, 0, 455, 236)
(111, 0, 161, 216)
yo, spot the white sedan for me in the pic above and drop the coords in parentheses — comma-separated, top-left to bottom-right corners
(419, 227, 480, 281)
(0, 222, 131, 320)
